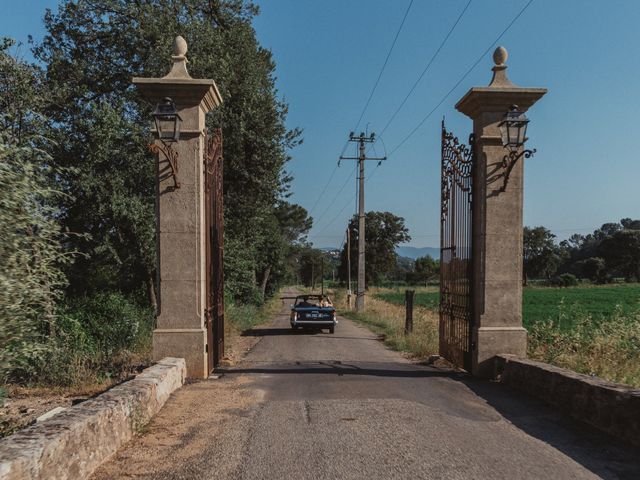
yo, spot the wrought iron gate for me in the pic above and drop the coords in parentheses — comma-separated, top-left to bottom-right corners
(205, 128, 225, 372)
(440, 121, 474, 371)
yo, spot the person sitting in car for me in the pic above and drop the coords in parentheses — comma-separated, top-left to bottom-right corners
(320, 296, 333, 307)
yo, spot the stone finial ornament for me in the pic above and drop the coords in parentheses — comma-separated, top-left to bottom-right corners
(174, 36, 188, 57)
(493, 46, 508, 66)
(488, 45, 514, 88)
(164, 35, 191, 79)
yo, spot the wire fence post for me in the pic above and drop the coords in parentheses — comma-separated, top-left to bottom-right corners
(405, 290, 414, 334)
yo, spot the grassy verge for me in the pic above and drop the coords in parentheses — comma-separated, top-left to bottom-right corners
(374, 285, 640, 387)
(376, 284, 640, 330)
(225, 293, 285, 340)
(332, 288, 439, 359)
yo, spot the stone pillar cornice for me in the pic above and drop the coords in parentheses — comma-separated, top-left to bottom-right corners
(132, 77, 222, 112)
(455, 87, 547, 120)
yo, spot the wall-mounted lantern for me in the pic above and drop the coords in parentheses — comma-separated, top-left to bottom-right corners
(153, 97, 182, 142)
(497, 104, 536, 192)
(498, 104, 529, 152)
(149, 97, 182, 189)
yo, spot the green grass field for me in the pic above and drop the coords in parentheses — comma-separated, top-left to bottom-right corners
(375, 284, 640, 329)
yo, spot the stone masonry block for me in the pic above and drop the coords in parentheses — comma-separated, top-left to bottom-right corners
(0, 358, 186, 480)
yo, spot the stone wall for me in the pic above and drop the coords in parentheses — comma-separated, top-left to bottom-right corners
(495, 355, 640, 447)
(0, 357, 186, 480)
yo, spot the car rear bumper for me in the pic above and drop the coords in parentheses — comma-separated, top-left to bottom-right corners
(291, 319, 337, 328)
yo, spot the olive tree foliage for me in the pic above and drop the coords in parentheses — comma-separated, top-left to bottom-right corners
(338, 212, 411, 285)
(557, 219, 640, 282)
(523, 226, 565, 284)
(0, 39, 71, 382)
(33, 0, 305, 305)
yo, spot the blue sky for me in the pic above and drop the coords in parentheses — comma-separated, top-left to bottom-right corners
(4, 1, 640, 248)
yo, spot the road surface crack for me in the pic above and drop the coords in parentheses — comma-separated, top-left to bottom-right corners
(303, 400, 312, 424)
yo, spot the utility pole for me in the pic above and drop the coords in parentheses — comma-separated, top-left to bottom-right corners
(340, 132, 385, 312)
(346, 227, 352, 308)
(321, 256, 325, 296)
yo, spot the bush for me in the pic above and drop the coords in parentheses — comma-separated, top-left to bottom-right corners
(66, 293, 153, 355)
(574, 257, 606, 282)
(31, 292, 154, 387)
(550, 273, 578, 287)
(223, 237, 263, 305)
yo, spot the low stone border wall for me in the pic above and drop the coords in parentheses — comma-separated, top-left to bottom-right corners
(495, 355, 640, 447)
(0, 357, 186, 480)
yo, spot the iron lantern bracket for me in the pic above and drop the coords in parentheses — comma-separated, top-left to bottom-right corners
(149, 140, 180, 189)
(500, 148, 535, 192)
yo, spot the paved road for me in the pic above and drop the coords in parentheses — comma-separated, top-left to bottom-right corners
(93, 290, 640, 479)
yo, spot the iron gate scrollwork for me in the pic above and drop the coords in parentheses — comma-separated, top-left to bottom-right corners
(440, 120, 474, 371)
(205, 128, 225, 372)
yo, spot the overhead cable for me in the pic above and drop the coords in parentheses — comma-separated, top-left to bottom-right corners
(387, 0, 535, 157)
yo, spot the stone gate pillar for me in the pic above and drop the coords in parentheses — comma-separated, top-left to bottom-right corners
(455, 47, 546, 377)
(133, 37, 222, 378)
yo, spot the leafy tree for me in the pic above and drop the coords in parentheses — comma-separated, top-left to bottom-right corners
(415, 255, 439, 280)
(298, 247, 324, 289)
(557, 218, 640, 281)
(33, 0, 303, 305)
(0, 39, 71, 381)
(338, 212, 411, 285)
(523, 226, 564, 284)
(593, 222, 622, 241)
(573, 257, 606, 283)
(621, 218, 640, 230)
(253, 201, 312, 299)
(405, 255, 439, 285)
(599, 230, 640, 281)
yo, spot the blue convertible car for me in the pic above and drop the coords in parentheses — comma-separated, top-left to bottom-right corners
(288, 294, 337, 333)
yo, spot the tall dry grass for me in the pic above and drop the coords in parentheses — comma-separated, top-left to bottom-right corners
(331, 287, 439, 359)
(528, 303, 640, 387)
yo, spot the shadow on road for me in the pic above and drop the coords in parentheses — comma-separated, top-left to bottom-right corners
(241, 327, 320, 337)
(223, 362, 461, 379)
(460, 378, 640, 479)
(241, 328, 377, 342)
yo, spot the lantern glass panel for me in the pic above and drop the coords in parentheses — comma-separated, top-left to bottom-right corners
(516, 120, 528, 145)
(508, 123, 520, 147)
(153, 98, 182, 142)
(155, 116, 177, 141)
(499, 121, 510, 147)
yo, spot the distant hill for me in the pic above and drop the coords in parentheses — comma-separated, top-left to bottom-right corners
(318, 245, 439, 261)
(395, 246, 439, 260)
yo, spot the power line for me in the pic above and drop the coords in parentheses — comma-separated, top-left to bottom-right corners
(315, 0, 536, 234)
(377, 0, 473, 138)
(306, 137, 351, 216)
(311, 1, 411, 227)
(353, 0, 414, 133)
(307, 164, 338, 215)
(313, 187, 360, 238)
(311, 163, 358, 228)
(387, 0, 535, 158)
